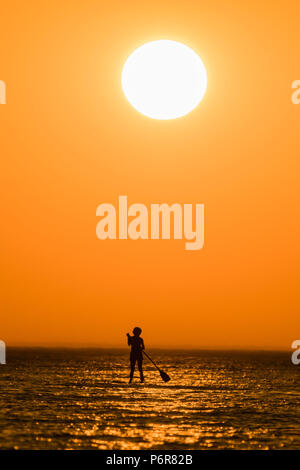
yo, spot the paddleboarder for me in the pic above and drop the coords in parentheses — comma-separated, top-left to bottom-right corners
(127, 327, 145, 383)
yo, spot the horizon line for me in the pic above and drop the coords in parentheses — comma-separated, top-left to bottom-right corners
(5, 344, 292, 353)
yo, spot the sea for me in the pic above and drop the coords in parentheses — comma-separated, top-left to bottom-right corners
(0, 348, 299, 450)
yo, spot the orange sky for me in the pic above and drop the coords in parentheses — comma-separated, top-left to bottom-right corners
(1, 0, 299, 349)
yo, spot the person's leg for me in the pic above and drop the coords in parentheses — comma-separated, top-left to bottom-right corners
(138, 357, 144, 382)
(129, 356, 136, 383)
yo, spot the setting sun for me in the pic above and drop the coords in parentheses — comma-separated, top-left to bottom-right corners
(121, 40, 207, 120)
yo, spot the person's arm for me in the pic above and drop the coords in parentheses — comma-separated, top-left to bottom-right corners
(127, 333, 132, 346)
(141, 338, 145, 350)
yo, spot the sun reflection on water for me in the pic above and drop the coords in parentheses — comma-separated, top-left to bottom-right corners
(0, 349, 300, 449)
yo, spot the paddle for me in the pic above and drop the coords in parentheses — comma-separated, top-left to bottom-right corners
(143, 351, 171, 382)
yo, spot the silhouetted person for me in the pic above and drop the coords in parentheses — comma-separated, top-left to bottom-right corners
(127, 327, 145, 383)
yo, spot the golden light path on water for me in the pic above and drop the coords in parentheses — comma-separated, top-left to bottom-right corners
(1, 349, 300, 449)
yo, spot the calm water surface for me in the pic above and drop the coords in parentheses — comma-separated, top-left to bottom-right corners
(0, 349, 299, 449)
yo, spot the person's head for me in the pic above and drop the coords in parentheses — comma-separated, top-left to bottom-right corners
(133, 327, 142, 337)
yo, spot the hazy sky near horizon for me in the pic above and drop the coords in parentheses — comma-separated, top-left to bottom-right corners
(1, 1, 299, 349)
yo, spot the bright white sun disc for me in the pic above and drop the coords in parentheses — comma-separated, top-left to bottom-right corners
(122, 40, 207, 120)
